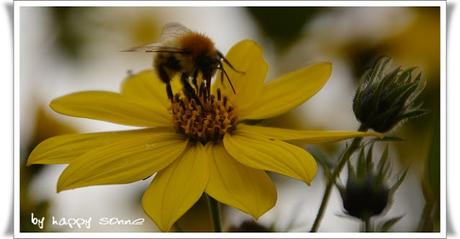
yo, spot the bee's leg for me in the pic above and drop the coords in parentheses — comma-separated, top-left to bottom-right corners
(205, 77, 212, 97)
(192, 69, 208, 100)
(191, 69, 199, 89)
(157, 65, 173, 100)
(165, 83, 173, 101)
(202, 70, 213, 97)
(181, 73, 202, 106)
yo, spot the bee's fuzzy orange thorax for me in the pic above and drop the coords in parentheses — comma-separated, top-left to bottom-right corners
(179, 32, 216, 58)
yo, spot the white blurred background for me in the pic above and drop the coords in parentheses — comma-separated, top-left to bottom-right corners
(19, 6, 440, 232)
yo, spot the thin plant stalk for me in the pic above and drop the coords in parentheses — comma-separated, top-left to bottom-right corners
(207, 194, 222, 232)
(310, 124, 368, 232)
(363, 217, 372, 232)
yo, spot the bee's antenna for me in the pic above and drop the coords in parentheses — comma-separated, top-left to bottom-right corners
(217, 51, 245, 75)
(221, 66, 236, 94)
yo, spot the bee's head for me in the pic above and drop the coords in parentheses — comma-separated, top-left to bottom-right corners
(194, 50, 244, 95)
(213, 51, 245, 94)
(196, 52, 220, 80)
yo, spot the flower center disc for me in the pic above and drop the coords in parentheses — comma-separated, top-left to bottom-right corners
(171, 88, 238, 144)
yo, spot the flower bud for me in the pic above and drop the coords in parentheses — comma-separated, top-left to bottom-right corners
(353, 56, 427, 133)
(337, 145, 406, 221)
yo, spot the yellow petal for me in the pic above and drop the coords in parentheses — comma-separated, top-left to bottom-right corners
(121, 70, 170, 110)
(237, 124, 383, 144)
(50, 91, 171, 127)
(223, 130, 317, 184)
(142, 144, 210, 231)
(205, 144, 276, 218)
(213, 40, 267, 111)
(57, 130, 187, 192)
(27, 128, 168, 165)
(240, 62, 332, 120)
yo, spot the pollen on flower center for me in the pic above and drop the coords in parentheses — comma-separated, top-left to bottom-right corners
(171, 88, 238, 144)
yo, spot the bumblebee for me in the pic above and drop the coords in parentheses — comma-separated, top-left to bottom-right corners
(125, 23, 241, 102)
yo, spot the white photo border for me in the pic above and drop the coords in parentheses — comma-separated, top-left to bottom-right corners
(13, 1, 447, 238)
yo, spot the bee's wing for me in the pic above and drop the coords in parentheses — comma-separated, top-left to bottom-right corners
(122, 43, 185, 53)
(122, 23, 191, 53)
(159, 22, 192, 42)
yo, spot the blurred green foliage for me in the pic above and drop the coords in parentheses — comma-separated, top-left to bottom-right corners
(50, 7, 93, 60)
(247, 7, 324, 51)
(20, 108, 78, 232)
(174, 195, 213, 232)
(417, 104, 440, 232)
(20, 163, 50, 232)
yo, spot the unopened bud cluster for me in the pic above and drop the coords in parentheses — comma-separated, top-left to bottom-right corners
(353, 56, 426, 133)
(338, 145, 406, 221)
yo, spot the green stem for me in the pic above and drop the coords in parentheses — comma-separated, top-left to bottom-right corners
(174, 222, 184, 232)
(207, 194, 222, 232)
(363, 217, 372, 232)
(310, 124, 368, 232)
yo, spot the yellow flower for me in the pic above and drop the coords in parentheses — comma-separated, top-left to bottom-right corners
(27, 40, 379, 232)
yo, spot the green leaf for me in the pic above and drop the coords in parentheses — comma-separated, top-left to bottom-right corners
(397, 109, 430, 121)
(366, 144, 374, 172)
(380, 216, 404, 232)
(377, 146, 390, 179)
(357, 148, 367, 178)
(372, 136, 404, 142)
(347, 161, 356, 182)
(391, 169, 408, 194)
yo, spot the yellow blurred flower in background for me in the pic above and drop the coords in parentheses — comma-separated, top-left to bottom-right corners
(27, 40, 379, 231)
